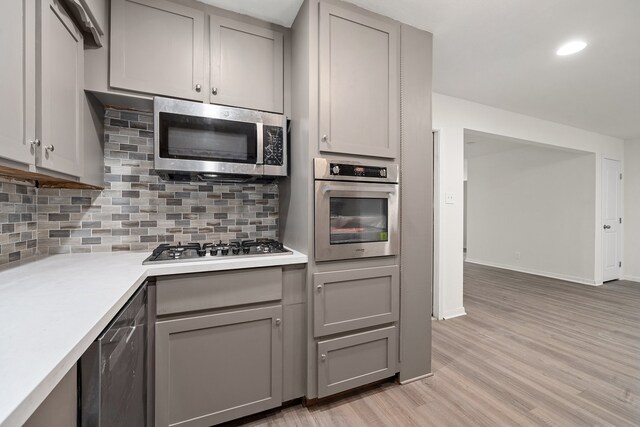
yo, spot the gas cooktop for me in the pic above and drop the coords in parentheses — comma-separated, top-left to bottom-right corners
(142, 239, 292, 265)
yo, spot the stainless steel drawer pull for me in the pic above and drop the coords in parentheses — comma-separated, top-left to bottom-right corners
(30, 139, 40, 147)
(320, 354, 327, 361)
(195, 84, 202, 92)
(212, 87, 218, 95)
(317, 285, 323, 293)
(45, 144, 55, 152)
(275, 318, 281, 326)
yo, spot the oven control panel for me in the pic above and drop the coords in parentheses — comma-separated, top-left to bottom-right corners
(329, 163, 388, 178)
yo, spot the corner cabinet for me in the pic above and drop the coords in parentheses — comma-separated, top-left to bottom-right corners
(209, 16, 284, 113)
(38, 0, 84, 177)
(110, 0, 205, 101)
(318, 1, 400, 159)
(155, 305, 283, 427)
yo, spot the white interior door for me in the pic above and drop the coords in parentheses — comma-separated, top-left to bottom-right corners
(602, 158, 622, 282)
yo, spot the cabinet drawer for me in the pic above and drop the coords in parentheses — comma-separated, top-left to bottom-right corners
(317, 326, 397, 398)
(156, 267, 282, 315)
(313, 266, 399, 337)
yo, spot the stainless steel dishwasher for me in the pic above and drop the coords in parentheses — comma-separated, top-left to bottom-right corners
(79, 284, 148, 427)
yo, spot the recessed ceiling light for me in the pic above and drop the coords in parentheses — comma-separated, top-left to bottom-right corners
(556, 40, 587, 56)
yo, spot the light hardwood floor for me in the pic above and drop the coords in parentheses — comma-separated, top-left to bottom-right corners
(231, 263, 640, 426)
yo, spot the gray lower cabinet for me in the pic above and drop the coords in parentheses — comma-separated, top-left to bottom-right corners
(317, 326, 397, 398)
(155, 305, 283, 427)
(318, 1, 400, 159)
(313, 265, 399, 337)
(209, 15, 284, 113)
(110, 0, 205, 101)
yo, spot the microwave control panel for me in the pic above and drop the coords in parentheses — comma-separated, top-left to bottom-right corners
(329, 163, 388, 178)
(263, 125, 284, 166)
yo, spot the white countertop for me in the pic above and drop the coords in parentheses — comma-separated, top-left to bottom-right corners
(0, 250, 307, 427)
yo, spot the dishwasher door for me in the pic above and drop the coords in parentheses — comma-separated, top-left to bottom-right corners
(80, 284, 147, 427)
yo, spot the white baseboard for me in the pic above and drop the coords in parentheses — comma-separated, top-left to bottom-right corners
(441, 307, 466, 319)
(465, 258, 600, 286)
(623, 275, 640, 283)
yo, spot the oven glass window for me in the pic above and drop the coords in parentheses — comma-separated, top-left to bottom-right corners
(159, 112, 257, 163)
(329, 198, 388, 245)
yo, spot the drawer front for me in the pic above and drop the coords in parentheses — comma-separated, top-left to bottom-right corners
(156, 267, 282, 315)
(314, 266, 399, 337)
(317, 326, 397, 398)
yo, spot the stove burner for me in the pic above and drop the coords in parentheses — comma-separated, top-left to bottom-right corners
(143, 239, 291, 264)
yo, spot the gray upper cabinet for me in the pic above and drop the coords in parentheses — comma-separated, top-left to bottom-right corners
(0, 0, 33, 165)
(38, 0, 84, 177)
(318, 2, 400, 159)
(155, 305, 283, 427)
(110, 0, 205, 101)
(209, 15, 284, 113)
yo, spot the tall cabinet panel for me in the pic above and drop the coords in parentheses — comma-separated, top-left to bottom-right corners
(38, 0, 84, 177)
(110, 0, 205, 101)
(0, 0, 33, 165)
(318, 2, 399, 159)
(210, 16, 284, 113)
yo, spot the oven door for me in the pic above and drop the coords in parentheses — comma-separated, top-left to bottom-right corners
(315, 180, 399, 261)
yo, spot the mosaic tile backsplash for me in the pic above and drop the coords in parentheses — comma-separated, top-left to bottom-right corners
(0, 108, 279, 266)
(0, 181, 38, 265)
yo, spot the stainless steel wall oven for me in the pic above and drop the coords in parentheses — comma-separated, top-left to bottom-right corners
(314, 158, 399, 261)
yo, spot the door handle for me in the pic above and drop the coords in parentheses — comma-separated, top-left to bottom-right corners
(603, 225, 611, 230)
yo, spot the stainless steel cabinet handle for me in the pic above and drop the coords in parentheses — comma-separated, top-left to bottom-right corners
(321, 134, 328, 143)
(195, 84, 202, 92)
(604, 225, 611, 229)
(275, 318, 281, 326)
(211, 87, 218, 95)
(317, 285, 322, 293)
(45, 144, 55, 152)
(320, 354, 327, 361)
(29, 139, 41, 147)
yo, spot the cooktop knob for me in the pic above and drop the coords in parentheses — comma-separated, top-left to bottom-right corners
(232, 247, 240, 255)
(242, 246, 251, 254)
(331, 165, 340, 175)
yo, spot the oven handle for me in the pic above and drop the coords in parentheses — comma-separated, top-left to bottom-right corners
(256, 123, 264, 165)
(320, 184, 397, 195)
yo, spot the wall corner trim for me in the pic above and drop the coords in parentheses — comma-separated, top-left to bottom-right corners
(441, 307, 466, 320)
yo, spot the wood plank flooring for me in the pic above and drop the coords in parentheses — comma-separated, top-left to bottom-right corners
(231, 263, 640, 426)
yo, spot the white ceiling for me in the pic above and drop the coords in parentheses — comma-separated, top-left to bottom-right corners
(198, 0, 640, 140)
(464, 130, 590, 159)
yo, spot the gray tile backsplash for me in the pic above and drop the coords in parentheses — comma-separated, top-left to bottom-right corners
(0, 108, 279, 266)
(0, 181, 38, 265)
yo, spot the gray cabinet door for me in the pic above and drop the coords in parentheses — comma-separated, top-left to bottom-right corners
(318, 2, 399, 159)
(0, 0, 33, 165)
(155, 305, 283, 427)
(110, 0, 204, 101)
(317, 326, 397, 398)
(313, 265, 399, 337)
(38, 0, 84, 177)
(210, 15, 284, 113)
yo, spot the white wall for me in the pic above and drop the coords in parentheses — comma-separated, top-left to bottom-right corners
(432, 93, 625, 319)
(466, 146, 596, 284)
(624, 139, 640, 282)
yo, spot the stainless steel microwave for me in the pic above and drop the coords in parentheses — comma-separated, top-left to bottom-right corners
(153, 97, 287, 181)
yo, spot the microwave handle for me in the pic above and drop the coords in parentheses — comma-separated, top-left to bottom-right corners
(321, 184, 396, 195)
(256, 123, 264, 165)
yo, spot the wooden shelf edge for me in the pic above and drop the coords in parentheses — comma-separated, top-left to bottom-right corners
(0, 165, 104, 190)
